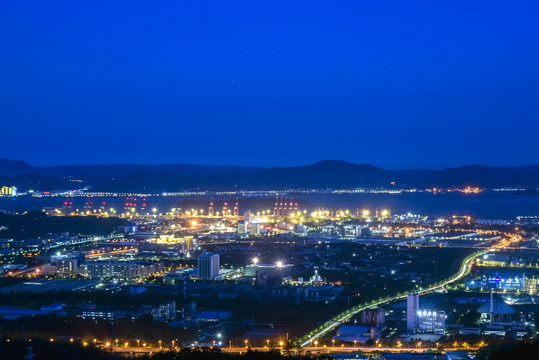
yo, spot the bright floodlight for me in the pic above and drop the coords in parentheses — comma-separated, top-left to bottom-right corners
(276, 260, 283, 268)
(252, 257, 259, 265)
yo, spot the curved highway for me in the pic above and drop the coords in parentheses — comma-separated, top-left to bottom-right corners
(298, 248, 488, 347)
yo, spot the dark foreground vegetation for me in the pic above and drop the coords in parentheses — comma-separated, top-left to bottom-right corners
(476, 340, 539, 360)
(0, 338, 122, 360)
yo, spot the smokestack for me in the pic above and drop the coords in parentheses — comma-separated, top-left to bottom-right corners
(490, 288, 493, 312)
(490, 288, 494, 323)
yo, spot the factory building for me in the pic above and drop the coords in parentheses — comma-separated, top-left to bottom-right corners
(407, 293, 446, 334)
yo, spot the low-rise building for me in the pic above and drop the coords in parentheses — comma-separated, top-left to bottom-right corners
(417, 310, 446, 334)
(87, 260, 163, 280)
(152, 301, 176, 321)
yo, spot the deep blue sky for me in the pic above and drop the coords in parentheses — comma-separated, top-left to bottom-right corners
(1, 1, 538, 168)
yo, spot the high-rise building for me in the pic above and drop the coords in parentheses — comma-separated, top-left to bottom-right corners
(250, 223, 261, 236)
(407, 293, 419, 331)
(243, 209, 251, 223)
(237, 220, 248, 234)
(57, 258, 78, 274)
(197, 253, 220, 281)
(524, 276, 538, 295)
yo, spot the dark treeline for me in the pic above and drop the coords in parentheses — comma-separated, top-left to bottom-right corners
(138, 348, 333, 360)
(0, 211, 128, 239)
(476, 340, 539, 360)
(0, 288, 182, 308)
(0, 316, 196, 345)
(0, 338, 122, 360)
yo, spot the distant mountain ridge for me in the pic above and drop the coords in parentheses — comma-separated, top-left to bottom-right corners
(0, 158, 262, 177)
(1, 158, 538, 192)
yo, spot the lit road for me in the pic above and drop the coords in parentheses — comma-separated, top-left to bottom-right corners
(108, 346, 474, 354)
(0, 266, 39, 278)
(223, 346, 475, 353)
(85, 248, 136, 258)
(298, 250, 486, 347)
(103, 235, 520, 355)
(298, 233, 522, 347)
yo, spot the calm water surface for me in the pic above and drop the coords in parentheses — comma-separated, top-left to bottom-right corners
(1, 192, 538, 219)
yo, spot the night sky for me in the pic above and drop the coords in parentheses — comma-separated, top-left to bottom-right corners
(1, 1, 538, 168)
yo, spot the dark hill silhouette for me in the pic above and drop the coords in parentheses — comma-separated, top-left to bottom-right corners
(1, 159, 539, 191)
(0, 158, 262, 177)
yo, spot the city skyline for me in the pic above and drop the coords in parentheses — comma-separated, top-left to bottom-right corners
(0, 2, 538, 358)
